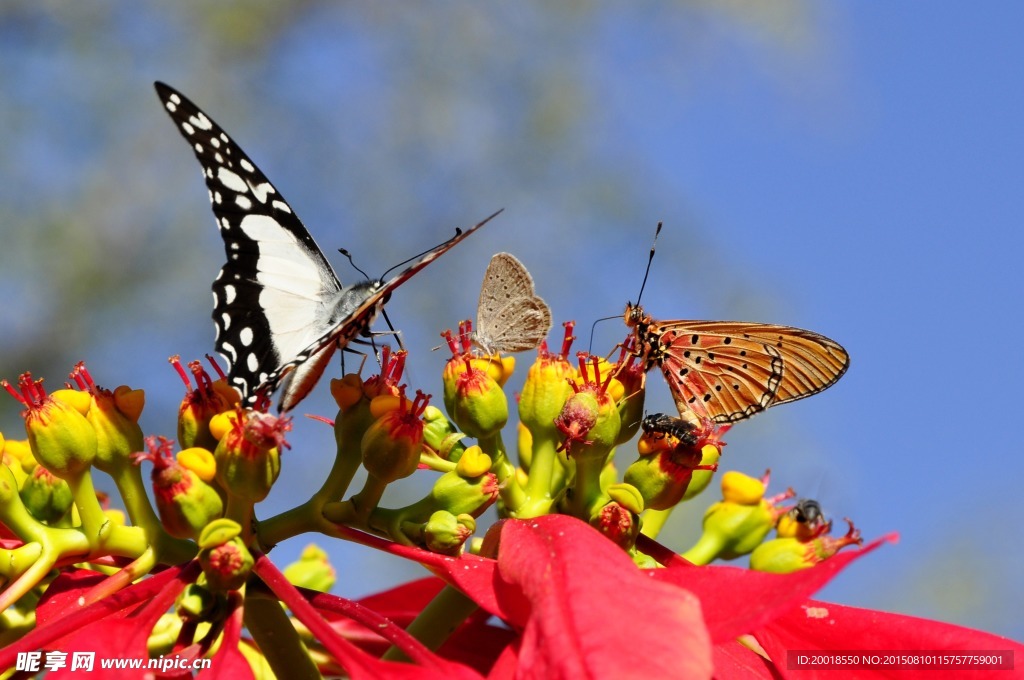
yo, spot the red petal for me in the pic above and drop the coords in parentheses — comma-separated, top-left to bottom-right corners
(754, 599, 1024, 678)
(496, 515, 713, 679)
(712, 639, 778, 679)
(648, 534, 896, 642)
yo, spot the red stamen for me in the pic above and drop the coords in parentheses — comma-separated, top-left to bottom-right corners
(169, 356, 192, 390)
(392, 350, 407, 382)
(204, 354, 227, 380)
(1, 379, 26, 406)
(304, 414, 335, 428)
(188, 360, 213, 392)
(441, 329, 460, 355)
(411, 390, 431, 417)
(132, 435, 176, 468)
(559, 321, 576, 359)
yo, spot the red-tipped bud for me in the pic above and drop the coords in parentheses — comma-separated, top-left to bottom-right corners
(360, 390, 429, 483)
(134, 436, 224, 540)
(213, 410, 288, 503)
(4, 373, 96, 479)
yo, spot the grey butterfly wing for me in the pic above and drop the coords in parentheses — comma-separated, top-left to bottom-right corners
(474, 253, 552, 353)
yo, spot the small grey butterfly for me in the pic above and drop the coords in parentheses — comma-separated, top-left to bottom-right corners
(473, 253, 552, 354)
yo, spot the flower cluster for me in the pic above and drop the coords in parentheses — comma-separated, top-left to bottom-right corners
(0, 314, 1019, 678)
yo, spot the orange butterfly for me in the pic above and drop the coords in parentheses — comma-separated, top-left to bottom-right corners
(625, 304, 849, 425)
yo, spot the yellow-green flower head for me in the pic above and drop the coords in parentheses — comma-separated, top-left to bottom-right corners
(681, 470, 790, 564)
(442, 355, 508, 440)
(518, 322, 578, 439)
(751, 518, 864, 573)
(2, 438, 33, 486)
(133, 436, 224, 540)
(172, 356, 239, 451)
(66, 362, 145, 475)
(429, 462, 500, 518)
(283, 544, 337, 592)
(214, 409, 289, 503)
(625, 414, 724, 510)
(3, 372, 97, 479)
(442, 324, 517, 387)
(423, 510, 476, 555)
(361, 389, 429, 483)
(20, 464, 73, 523)
(197, 519, 253, 592)
(553, 354, 622, 461)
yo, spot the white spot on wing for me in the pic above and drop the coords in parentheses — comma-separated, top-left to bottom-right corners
(190, 112, 213, 130)
(272, 200, 292, 214)
(217, 167, 248, 193)
(240, 327, 254, 346)
(248, 181, 275, 204)
(224, 285, 237, 304)
(182, 122, 194, 135)
(236, 195, 252, 210)
(221, 313, 231, 329)
(240, 159, 255, 173)
(247, 353, 259, 372)
(169, 93, 181, 105)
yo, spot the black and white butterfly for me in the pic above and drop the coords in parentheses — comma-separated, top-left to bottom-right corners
(155, 82, 498, 412)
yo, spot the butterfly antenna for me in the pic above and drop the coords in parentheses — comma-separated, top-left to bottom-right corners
(338, 248, 371, 280)
(588, 314, 621, 354)
(633, 221, 663, 307)
(380, 230, 461, 280)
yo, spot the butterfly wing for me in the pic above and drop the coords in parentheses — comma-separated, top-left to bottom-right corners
(156, 82, 345, 405)
(475, 252, 552, 353)
(630, 308, 849, 424)
(272, 211, 501, 411)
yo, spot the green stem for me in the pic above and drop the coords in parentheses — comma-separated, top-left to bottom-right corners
(564, 455, 607, 521)
(110, 463, 195, 565)
(517, 433, 562, 518)
(679, 533, 724, 566)
(245, 588, 322, 680)
(224, 495, 255, 544)
(258, 436, 364, 548)
(479, 432, 524, 512)
(382, 584, 479, 661)
(640, 508, 673, 539)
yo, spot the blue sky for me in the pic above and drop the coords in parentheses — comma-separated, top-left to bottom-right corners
(0, 2, 1021, 642)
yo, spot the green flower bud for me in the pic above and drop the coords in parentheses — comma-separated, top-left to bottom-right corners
(360, 391, 429, 483)
(283, 544, 336, 593)
(4, 373, 97, 479)
(171, 357, 237, 451)
(590, 501, 639, 550)
(19, 465, 73, 523)
(681, 471, 779, 565)
(214, 410, 287, 503)
(423, 511, 475, 555)
(518, 327, 577, 440)
(176, 583, 220, 622)
(134, 437, 224, 540)
(429, 465, 500, 518)
(625, 415, 724, 510)
(199, 535, 254, 592)
(554, 359, 621, 463)
(68, 363, 145, 474)
(442, 357, 508, 439)
(751, 519, 863, 573)
(421, 406, 468, 463)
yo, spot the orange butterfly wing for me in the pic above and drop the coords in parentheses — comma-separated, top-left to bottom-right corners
(627, 306, 849, 424)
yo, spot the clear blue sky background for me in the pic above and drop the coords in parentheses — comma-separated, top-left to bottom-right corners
(1, 3, 1021, 642)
